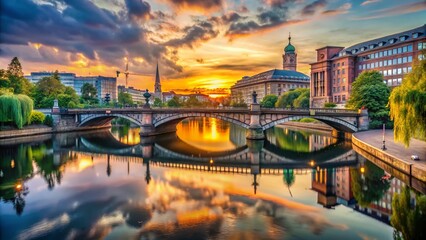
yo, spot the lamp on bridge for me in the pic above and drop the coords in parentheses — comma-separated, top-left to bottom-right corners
(143, 89, 151, 108)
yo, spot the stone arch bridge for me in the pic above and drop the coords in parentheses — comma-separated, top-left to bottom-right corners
(53, 104, 368, 139)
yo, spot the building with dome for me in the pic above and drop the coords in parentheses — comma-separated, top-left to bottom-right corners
(230, 34, 310, 105)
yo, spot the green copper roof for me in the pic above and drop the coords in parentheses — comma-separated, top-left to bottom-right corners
(284, 34, 295, 53)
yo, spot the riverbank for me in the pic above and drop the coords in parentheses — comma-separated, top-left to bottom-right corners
(352, 130, 426, 183)
(0, 124, 111, 139)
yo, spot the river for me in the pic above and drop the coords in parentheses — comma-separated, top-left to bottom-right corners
(0, 117, 424, 240)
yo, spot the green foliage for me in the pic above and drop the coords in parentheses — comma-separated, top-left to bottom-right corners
(391, 186, 426, 240)
(324, 102, 337, 108)
(167, 96, 182, 107)
(350, 161, 390, 207)
(44, 115, 53, 127)
(260, 94, 278, 108)
(30, 111, 46, 124)
(153, 97, 163, 107)
(389, 59, 426, 147)
(81, 83, 98, 104)
(118, 92, 133, 106)
(185, 96, 202, 107)
(4, 57, 33, 95)
(299, 118, 318, 123)
(276, 88, 309, 108)
(0, 94, 33, 129)
(347, 71, 391, 129)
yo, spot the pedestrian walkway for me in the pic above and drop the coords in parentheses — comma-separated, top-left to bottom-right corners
(353, 130, 426, 181)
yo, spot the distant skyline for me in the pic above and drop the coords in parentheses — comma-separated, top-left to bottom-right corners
(1, 0, 425, 94)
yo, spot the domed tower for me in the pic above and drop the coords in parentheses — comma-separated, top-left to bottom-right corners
(283, 33, 297, 71)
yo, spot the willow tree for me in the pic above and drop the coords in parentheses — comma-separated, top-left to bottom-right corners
(389, 59, 426, 147)
(0, 94, 33, 128)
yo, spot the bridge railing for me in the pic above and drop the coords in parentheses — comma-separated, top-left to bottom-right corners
(260, 107, 359, 114)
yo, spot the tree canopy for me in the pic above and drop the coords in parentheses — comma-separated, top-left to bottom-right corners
(346, 71, 391, 129)
(81, 83, 98, 104)
(275, 88, 309, 108)
(389, 59, 426, 147)
(3, 57, 33, 95)
(0, 93, 34, 128)
(118, 92, 133, 106)
(260, 94, 278, 108)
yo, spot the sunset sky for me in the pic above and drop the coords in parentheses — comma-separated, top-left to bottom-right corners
(1, 0, 425, 94)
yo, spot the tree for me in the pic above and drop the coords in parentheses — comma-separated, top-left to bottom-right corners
(81, 83, 98, 104)
(118, 92, 133, 106)
(32, 74, 65, 108)
(6, 57, 33, 95)
(153, 97, 163, 107)
(260, 94, 278, 108)
(0, 94, 34, 128)
(185, 96, 202, 107)
(389, 59, 426, 147)
(167, 96, 181, 107)
(0, 69, 10, 89)
(347, 71, 391, 129)
(391, 186, 426, 240)
(293, 88, 310, 108)
(275, 88, 308, 108)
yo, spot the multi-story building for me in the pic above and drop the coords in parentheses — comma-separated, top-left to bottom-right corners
(26, 72, 76, 87)
(25, 72, 117, 101)
(310, 25, 426, 108)
(117, 85, 145, 104)
(231, 35, 310, 105)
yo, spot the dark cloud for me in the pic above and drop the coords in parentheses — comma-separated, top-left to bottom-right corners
(224, 2, 303, 39)
(196, 58, 204, 64)
(322, 3, 351, 16)
(165, 21, 219, 48)
(301, 0, 327, 16)
(125, 0, 151, 19)
(163, 0, 223, 12)
(221, 12, 244, 24)
(0, 0, 193, 75)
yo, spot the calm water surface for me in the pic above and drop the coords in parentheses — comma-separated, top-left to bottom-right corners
(1, 117, 424, 240)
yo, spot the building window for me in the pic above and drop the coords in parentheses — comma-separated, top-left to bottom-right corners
(337, 69, 340, 75)
(388, 59, 392, 65)
(384, 61, 387, 66)
(393, 59, 397, 65)
(359, 65, 362, 70)
(408, 44, 413, 52)
(342, 78, 346, 83)
(379, 51, 383, 58)
(397, 47, 402, 54)
(402, 57, 407, 63)
(342, 69, 345, 74)
(383, 70, 387, 76)
(333, 87, 336, 92)
(337, 63, 340, 67)
(388, 69, 392, 75)
(393, 69, 397, 75)
(342, 62, 345, 66)
(375, 52, 378, 58)
(398, 78, 402, 85)
(398, 68, 402, 74)
(408, 67, 412, 72)
(342, 95, 346, 102)
(393, 49, 397, 54)
(388, 50, 392, 56)
(379, 61, 383, 67)
(403, 46, 407, 52)
(408, 56, 413, 62)
(418, 42, 426, 50)
(384, 51, 388, 57)
(342, 86, 345, 91)
(398, 58, 402, 64)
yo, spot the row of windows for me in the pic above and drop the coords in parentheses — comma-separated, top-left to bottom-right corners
(333, 95, 346, 103)
(333, 86, 346, 93)
(276, 83, 308, 88)
(333, 62, 345, 68)
(418, 42, 426, 50)
(380, 67, 412, 77)
(359, 56, 413, 70)
(333, 68, 346, 76)
(333, 78, 346, 85)
(358, 44, 413, 62)
(384, 78, 403, 86)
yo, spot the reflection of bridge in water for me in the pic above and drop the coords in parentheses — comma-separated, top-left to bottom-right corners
(56, 130, 360, 171)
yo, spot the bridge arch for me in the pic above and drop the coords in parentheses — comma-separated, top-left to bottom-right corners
(153, 113, 250, 129)
(262, 115, 358, 132)
(78, 113, 142, 127)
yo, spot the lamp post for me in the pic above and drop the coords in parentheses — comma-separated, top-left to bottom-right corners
(382, 117, 387, 150)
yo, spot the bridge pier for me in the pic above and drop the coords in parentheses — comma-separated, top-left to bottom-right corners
(246, 103, 265, 140)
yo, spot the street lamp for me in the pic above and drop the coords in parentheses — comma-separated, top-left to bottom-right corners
(382, 116, 387, 150)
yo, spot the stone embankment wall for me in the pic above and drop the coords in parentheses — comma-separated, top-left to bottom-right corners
(352, 134, 426, 183)
(0, 127, 52, 139)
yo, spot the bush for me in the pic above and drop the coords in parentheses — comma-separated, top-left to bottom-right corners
(324, 102, 337, 108)
(299, 118, 318, 123)
(67, 101, 77, 108)
(30, 111, 45, 124)
(0, 93, 33, 128)
(44, 115, 54, 127)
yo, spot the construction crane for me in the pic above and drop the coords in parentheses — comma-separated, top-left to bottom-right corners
(116, 62, 145, 87)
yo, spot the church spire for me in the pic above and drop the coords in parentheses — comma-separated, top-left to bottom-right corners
(154, 62, 161, 94)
